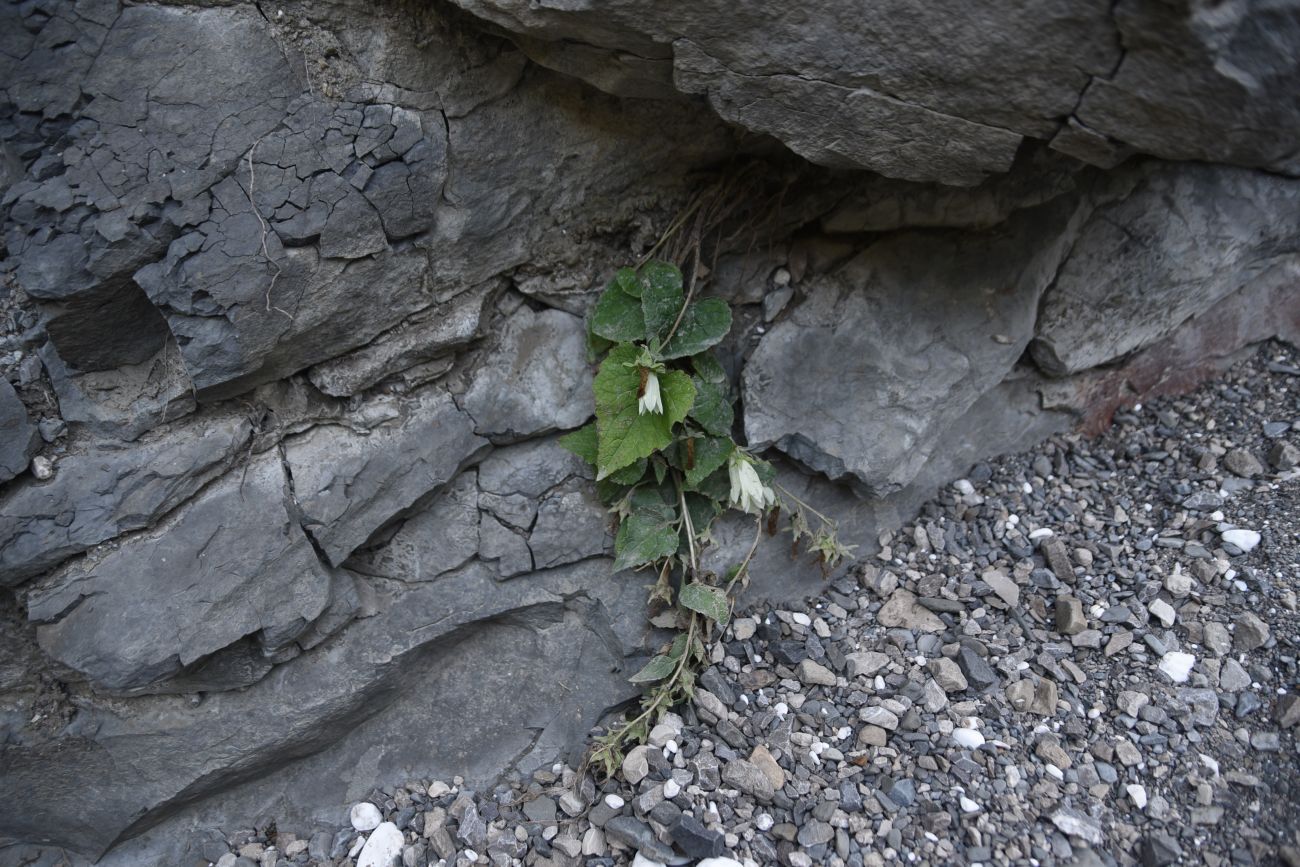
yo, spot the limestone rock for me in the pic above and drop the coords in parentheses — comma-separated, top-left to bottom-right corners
(0, 417, 252, 586)
(284, 388, 489, 566)
(0, 380, 39, 485)
(462, 305, 595, 440)
(26, 451, 333, 691)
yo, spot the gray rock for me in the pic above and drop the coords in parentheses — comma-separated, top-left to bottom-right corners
(928, 657, 968, 693)
(1055, 596, 1087, 635)
(955, 646, 999, 691)
(0, 417, 252, 586)
(284, 388, 489, 565)
(1268, 440, 1300, 470)
(1234, 612, 1271, 651)
(0, 380, 39, 484)
(1223, 448, 1264, 479)
(26, 451, 333, 691)
(721, 759, 775, 800)
(744, 197, 1080, 496)
(1031, 165, 1300, 375)
(461, 305, 594, 440)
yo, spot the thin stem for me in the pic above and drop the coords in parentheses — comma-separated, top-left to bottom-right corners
(638, 198, 704, 267)
(677, 477, 698, 575)
(725, 517, 765, 597)
(774, 482, 838, 528)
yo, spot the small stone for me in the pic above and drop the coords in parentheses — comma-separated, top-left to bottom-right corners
(1268, 440, 1300, 470)
(1147, 599, 1176, 628)
(1158, 651, 1196, 683)
(1050, 809, 1103, 845)
(951, 728, 986, 749)
(1055, 596, 1087, 635)
(796, 658, 837, 687)
(858, 706, 900, 730)
(604, 793, 625, 809)
(669, 814, 725, 859)
(1126, 784, 1148, 809)
(1163, 566, 1192, 599)
(928, 657, 968, 693)
(1278, 694, 1300, 728)
(1139, 831, 1183, 866)
(749, 745, 785, 790)
(876, 589, 945, 632)
(1234, 611, 1270, 651)
(1203, 621, 1231, 656)
(351, 803, 382, 832)
(622, 745, 652, 785)
(356, 823, 404, 867)
(1223, 448, 1264, 478)
(1219, 659, 1250, 692)
(845, 651, 890, 678)
(857, 724, 888, 747)
(1221, 528, 1261, 553)
(980, 568, 1020, 606)
(1035, 738, 1072, 769)
(1116, 691, 1149, 717)
(30, 455, 53, 480)
(721, 759, 775, 800)
(732, 618, 756, 640)
(955, 646, 998, 691)
(582, 826, 606, 857)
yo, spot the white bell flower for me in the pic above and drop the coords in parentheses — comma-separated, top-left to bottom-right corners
(638, 369, 663, 415)
(728, 451, 775, 514)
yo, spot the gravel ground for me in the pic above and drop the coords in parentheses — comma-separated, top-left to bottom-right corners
(208, 342, 1299, 867)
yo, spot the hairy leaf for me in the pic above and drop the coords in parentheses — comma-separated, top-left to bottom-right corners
(591, 282, 645, 342)
(612, 487, 679, 571)
(557, 423, 597, 465)
(594, 344, 695, 479)
(684, 435, 734, 488)
(613, 266, 643, 298)
(660, 298, 731, 359)
(692, 350, 728, 384)
(608, 457, 647, 486)
(628, 653, 676, 683)
(640, 260, 684, 341)
(679, 582, 731, 625)
(684, 492, 721, 538)
(689, 377, 733, 436)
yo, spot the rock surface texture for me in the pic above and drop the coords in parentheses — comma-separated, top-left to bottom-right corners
(0, 0, 1297, 864)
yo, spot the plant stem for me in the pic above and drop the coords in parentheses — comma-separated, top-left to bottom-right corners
(725, 517, 765, 597)
(773, 482, 838, 528)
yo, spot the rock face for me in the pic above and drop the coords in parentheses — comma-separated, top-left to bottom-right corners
(0, 0, 1297, 863)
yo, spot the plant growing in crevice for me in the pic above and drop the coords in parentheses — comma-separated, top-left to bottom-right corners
(560, 259, 853, 778)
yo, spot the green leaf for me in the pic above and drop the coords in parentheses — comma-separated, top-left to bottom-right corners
(558, 423, 598, 465)
(691, 465, 731, 502)
(753, 458, 775, 486)
(660, 298, 731, 359)
(684, 435, 734, 488)
(613, 267, 643, 298)
(586, 319, 614, 363)
(679, 582, 731, 625)
(608, 457, 647, 486)
(640, 261, 684, 341)
(612, 488, 679, 571)
(608, 457, 650, 486)
(629, 654, 676, 683)
(596, 478, 630, 506)
(692, 351, 727, 384)
(594, 344, 696, 479)
(651, 456, 668, 485)
(591, 283, 645, 342)
(689, 377, 733, 436)
(684, 492, 721, 538)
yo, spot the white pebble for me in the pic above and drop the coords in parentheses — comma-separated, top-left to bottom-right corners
(791, 612, 812, 626)
(1028, 527, 1053, 539)
(1221, 528, 1261, 552)
(1126, 784, 1148, 809)
(755, 813, 774, 831)
(959, 796, 980, 813)
(604, 794, 625, 809)
(952, 728, 986, 749)
(1158, 651, 1196, 683)
(954, 479, 975, 495)
(663, 779, 681, 799)
(349, 802, 382, 832)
